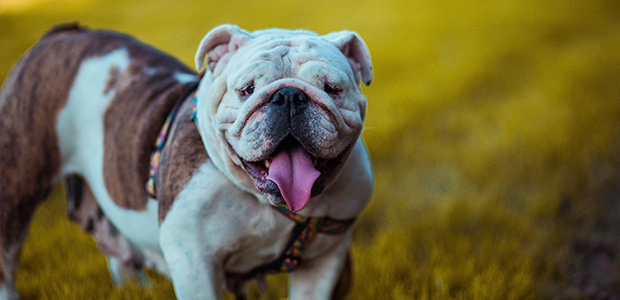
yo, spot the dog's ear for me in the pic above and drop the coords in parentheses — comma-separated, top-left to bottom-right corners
(323, 31, 373, 86)
(195, 24, 253, 73)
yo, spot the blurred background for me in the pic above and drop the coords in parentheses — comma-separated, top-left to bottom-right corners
(2, 0, 620, 299)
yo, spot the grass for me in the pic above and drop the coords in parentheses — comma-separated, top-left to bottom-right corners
(2, 0, 620, 299)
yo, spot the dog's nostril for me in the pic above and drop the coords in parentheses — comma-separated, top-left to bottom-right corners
(272, 93, 286, 106)
(294, 93, 308, 106)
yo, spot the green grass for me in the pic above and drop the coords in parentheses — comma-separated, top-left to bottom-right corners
(2, 0, 620, 299)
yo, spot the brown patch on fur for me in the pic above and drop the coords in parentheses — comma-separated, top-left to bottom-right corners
(156, 97, 209, 222)
(101, 45, 196, 210)
(104, 66, 120, 95)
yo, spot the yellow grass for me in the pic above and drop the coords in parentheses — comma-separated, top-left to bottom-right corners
(2, 0, 620, 299)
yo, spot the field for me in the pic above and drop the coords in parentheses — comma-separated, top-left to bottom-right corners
(2, 0, 620, 299)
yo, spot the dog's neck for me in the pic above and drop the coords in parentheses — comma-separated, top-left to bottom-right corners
(146, 79, 201, 199)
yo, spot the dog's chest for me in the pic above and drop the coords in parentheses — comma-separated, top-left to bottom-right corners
(160, 162, 344, 276)
(222, 214, 295, 273)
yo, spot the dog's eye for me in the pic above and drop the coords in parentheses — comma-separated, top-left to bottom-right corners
(324, 83, 342, 96)
(237, 84, 254, 98)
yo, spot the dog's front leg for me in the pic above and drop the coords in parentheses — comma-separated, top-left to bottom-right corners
(289, 234, 351, 300)
(159, 207, 224, 300)
(158, 168, 237, 300)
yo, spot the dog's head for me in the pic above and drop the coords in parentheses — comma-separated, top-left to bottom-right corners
(193, 25, 372, 212)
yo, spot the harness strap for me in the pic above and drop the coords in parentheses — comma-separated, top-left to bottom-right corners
(145, 80, 200, 198)
(234, 205, 355, 280)
(273, 205, 355, 234)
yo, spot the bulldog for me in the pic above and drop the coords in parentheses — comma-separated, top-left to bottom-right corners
(0, 22, 373, 300)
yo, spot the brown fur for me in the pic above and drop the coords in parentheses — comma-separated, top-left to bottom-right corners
(156, 97, 209, 222)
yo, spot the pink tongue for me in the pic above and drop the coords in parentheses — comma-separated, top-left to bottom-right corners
(266, 146, 320, 212)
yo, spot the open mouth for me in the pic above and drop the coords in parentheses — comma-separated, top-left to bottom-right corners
(240, 135, 344, 212)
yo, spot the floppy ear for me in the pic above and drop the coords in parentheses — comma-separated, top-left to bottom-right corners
(322, 30, 373, 86)
(195, 24, 253, 72)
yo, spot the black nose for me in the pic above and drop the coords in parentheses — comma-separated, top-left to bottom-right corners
(270, 87, 309, 116)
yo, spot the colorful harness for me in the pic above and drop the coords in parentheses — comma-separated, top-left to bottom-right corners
(240, 205, 355, 277)
(145, 81, 200, 198)
(145, 76, 355, 277)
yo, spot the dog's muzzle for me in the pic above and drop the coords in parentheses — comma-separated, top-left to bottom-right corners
(239, 87, 347, 212)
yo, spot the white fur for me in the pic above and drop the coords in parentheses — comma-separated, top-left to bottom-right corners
(107, 256, 148, 284)
(0, 283, 17, 300)
(0, 246, 19, 300)
(289, 233, 350, 299)
(160, 162, 291, 298)
(57, 49, 162, 255)
(141, 248, 170, 276)
(107, 256, 126, 284)
(173, 72, 197, 83)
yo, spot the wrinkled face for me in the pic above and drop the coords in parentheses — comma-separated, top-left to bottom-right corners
(195, 26, 372, 212)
